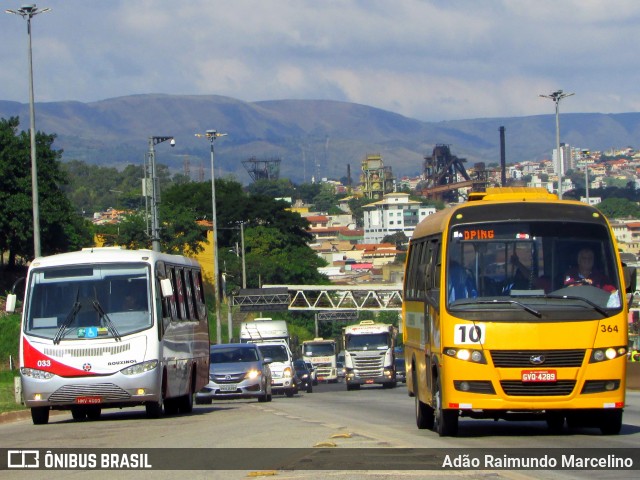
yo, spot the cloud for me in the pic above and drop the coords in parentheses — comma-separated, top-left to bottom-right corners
(2, 0, 640, 121)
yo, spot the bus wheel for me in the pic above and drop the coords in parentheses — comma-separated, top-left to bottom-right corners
(164, 397, 179, 415)
(31, 407, 49, 425)
(87, 406, 101, 420)
(546, 412, 565, 433)
(71, 406, 87, 421)
(599, 410, 623, 435)
(415, 395, 434, 430)
(178, 385, 194, 414)
(433, 377, 458, 437)
(146, 399, 164, 418)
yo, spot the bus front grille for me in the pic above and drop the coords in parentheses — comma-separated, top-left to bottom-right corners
(48, 383, 131, 403)
(500, 380, 576, 396)
(490, 349, 585, 368)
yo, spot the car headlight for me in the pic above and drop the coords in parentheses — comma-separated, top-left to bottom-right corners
(283, 367, 293, 378)
(21, 368, 54, 380)
(121, 360, 158, 376)
(245, 369, 261, 380)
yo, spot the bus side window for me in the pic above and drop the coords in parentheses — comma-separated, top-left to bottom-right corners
(175, 268, 187, 321)
(184, 269, 197, 320)
(412, 242, 425, 299)
(167, 268, 179, 321)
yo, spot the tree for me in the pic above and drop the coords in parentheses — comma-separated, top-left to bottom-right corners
(595, 197, 640, 219)
(347, 196, 374, 228)
(0, 117, 92, 266)
(312, 183, 338, 213)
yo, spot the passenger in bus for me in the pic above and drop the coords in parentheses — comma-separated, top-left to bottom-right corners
(448, 261, 477, 301)
(563, 247, 616, 292)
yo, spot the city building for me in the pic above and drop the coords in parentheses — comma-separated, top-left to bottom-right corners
(362, 192, 436, 244)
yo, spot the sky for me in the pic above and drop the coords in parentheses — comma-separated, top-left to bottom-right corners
(2, 0, 640, 122)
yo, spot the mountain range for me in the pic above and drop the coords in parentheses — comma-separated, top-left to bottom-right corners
(2, 94, 640, 184)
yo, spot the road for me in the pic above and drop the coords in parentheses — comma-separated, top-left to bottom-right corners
(0, 381, 638, 479)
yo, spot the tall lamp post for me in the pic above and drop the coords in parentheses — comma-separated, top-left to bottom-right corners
(6, 4, 51, 258)
(539, 89, 574, 199)
(147, 136, 175, 252)
(195, 130, 227, 344)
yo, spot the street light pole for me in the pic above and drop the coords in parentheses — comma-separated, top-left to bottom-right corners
(195, 130, 227, 344)
(6, 4, 51, 258)
(147, 136, 174, 252)
(539, 90, 574, 199)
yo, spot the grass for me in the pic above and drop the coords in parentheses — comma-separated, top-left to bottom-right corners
(0, 370, 25, 413)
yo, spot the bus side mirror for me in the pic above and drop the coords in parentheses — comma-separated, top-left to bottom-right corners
(624, 266, 637, 294)
(5, 293, 17, 313)
(160, 278, 173, 297)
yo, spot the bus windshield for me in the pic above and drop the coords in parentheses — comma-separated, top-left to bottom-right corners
(302, 343, 336, 356)
(447, 220, 622, 313)
(25, 263, 152, 341)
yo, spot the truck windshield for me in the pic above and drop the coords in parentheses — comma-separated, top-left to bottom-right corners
(345, 333, 389, 351)
(24, 264, 152, 341)
(447, 220, 622, 314)
(303, 343, 336, 356)
(257, 344, 289, 362)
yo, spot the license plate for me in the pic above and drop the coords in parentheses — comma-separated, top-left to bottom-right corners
(219, 384, 238, 392)
(317, 376, 325, 381)
(521, 370, 557, 382)
(76, 396, 101, 404)
(365, 379, 374, 384)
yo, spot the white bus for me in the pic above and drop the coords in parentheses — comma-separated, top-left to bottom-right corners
(9, 248, 210, 424)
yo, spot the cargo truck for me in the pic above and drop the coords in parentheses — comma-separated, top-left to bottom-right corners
(343, 320, 397, 390)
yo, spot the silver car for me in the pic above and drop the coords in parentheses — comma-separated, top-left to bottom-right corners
(196, 343, 273, 403)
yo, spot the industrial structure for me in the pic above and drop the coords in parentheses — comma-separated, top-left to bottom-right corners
(360, 154, 395, 200)
(419, 144, 489, 202)
(242, 157, 281, 182)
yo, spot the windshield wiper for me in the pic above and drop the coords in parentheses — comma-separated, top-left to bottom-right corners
(53, 300, 81, 344)
(472, 299, 542, 318)
(544, 294, 608, 317)
(92, 299, 122, 342)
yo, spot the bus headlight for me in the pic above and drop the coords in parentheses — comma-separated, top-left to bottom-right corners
(21, 368, 54, 380)
(121, 360, 158, 375)
(283, 367, 292, 378)
(590, 347, 626, 363)
(444, 348, 486, 364)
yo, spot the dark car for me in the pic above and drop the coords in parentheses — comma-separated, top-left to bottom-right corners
(394, 357, 406, 383)
(196, 343, 272, 403)
(293, 359, 313, 393)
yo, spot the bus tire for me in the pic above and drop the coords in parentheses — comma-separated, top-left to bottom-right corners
(71, 406, 87, 421)
(599, 410, 622, 435)
(164, 397, 179, 415)
(31, 407, 49, 425)
(146, 398, 164, 418)
(415, 395, 434, 429)
(546, 411, 565, 433)
(87, 406, 101, 420)
(178, 392, 194, 414)
(433, 377, 458, 437)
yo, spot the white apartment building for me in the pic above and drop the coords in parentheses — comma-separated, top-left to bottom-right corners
(362, 193, 436, 243)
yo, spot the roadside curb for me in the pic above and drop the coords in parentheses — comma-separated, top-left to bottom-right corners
(0, 409, 30, 424)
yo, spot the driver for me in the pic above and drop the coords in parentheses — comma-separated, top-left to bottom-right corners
(564, 247, 615, 292)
